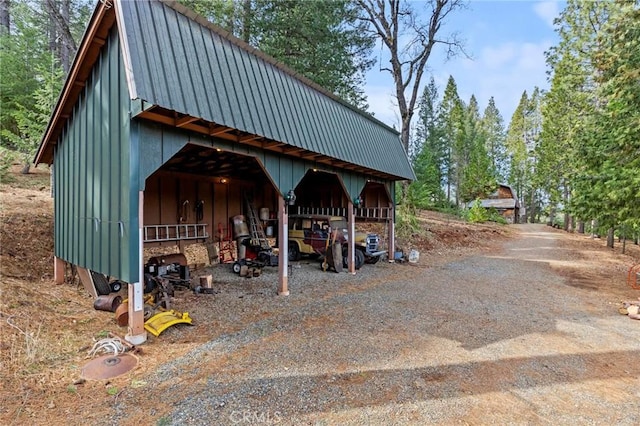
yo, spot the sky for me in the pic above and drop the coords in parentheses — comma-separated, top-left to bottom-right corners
(363, 0, 564, 128)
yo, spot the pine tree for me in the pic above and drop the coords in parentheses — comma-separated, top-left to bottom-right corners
(439, 76, 464, 205)
(460, 95, 496, 202)
(410, 77, 446, 208)
(481, 97, 507, 183)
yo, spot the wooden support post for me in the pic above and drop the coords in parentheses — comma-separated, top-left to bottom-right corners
(277, 195, 289, 295)
(54, 256, 66, 284)
(348, 200, 355, 274)
(126, 191, 147, 345)
(388, 218, 395, 262)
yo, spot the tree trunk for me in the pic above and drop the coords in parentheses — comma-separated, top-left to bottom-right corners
(577, 221, 584, 234)
(47, 2, 57, 53)
(0, 0, 9, 35)
(606, 227, 614, 248)
(60, 0, 71, 72)
(45, 0, 77, 73)
(399, 116, 412, 202)
(591, 219, 598, 238)
(21, 162, 30, 174)
(528, 190, 535, 223)
(241, 0, 252, 43)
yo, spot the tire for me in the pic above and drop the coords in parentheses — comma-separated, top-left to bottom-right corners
(288, 241, 300, 261)
(109, 280, 123, 293)
(354, 249, 365, 269)
(90, 271, 112, 295)
(342, 248, 365, 270)
(232, 262, 241, 274)
(366, 255, 381, 265)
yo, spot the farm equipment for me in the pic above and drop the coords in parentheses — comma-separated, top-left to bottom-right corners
(231, 196, 278, 276)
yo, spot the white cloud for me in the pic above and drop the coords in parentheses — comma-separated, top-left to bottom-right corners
(363, 83, 401, 129)
(364, 38, 553, 126)
(533, 1, 561, 28)
(456, 39, 551, 119)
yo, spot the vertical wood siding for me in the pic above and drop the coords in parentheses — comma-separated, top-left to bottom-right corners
(53, 28, 136, 282)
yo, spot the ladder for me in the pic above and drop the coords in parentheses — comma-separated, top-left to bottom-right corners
(245, 195, 271, 250)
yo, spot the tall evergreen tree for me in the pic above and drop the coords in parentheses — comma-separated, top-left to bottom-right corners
(410, 77, 446, 208)
(541, 0, 611, 230)
(590, 2, 640, 233)
(506, 89, 542, 221)
(481, 96, 507, 182)
(254, 0, 374, 108)
(0, 0, 88, 170)
(439, 76, 464, 205)
(460, 95, 495, 202)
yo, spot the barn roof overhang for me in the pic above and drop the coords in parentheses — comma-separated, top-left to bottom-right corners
(134, 104, 401, 181)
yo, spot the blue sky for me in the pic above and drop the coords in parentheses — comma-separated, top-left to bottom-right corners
(364, 0, 563, 128)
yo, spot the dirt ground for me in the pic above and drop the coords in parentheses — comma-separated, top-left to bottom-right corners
(1, 165, 639, 425)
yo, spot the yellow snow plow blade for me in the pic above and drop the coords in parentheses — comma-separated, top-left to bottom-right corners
(144, 310, 192, 337)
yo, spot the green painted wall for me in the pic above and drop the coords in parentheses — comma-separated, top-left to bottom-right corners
(53, 27, 138, 283)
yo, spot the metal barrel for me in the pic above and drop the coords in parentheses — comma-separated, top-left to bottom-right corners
(93, 294, 123, 312)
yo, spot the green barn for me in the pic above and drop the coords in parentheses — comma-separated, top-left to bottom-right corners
(35, 0, 414, 344)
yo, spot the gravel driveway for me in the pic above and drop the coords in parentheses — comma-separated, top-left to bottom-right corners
(114, 224, 640, 425)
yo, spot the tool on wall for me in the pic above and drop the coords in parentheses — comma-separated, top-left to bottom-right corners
(195, 200, 205, 222)
(178, 199, 190, 223)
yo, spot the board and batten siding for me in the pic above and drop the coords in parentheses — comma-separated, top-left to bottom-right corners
(53, 27, 139, 283)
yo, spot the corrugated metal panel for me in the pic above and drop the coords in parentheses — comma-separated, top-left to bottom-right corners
(53, 27, 136, 283)
(119, 0, 414, 181)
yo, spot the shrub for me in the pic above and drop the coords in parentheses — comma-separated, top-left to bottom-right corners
(467, 198, 489, 223)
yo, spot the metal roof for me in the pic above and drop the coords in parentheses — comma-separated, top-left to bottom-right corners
(118, 0, 414, 181)
(468, 199, 518, 209)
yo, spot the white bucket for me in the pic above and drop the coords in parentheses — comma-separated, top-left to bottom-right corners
(266, 226, 274, 237)
(408, 249, 420, 263)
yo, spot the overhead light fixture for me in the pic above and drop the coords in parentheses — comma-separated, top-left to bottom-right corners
(285, 189, 296, 206)
(220, 178, 228, 184)
(216, 148, 222, 152)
